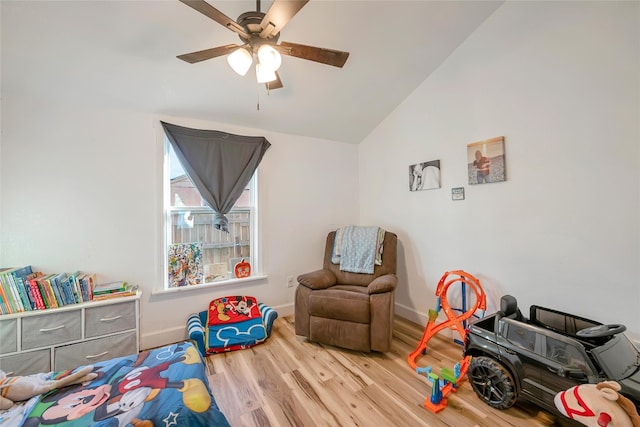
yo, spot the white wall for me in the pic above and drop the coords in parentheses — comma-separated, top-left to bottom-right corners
(2, 1, 638, 349)
(359, 2, 640, 340)
(0, 97, 359, 348)
(0, 0, 3, 264)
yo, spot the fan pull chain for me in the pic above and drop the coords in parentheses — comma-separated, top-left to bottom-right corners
(256, 83, 260, 111)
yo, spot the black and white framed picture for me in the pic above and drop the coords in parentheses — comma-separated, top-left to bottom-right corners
(409, 160, 440, 191)
(467, 136, 506, 185)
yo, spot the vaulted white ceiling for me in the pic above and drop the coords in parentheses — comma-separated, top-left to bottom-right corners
(1, 1, 502, 143)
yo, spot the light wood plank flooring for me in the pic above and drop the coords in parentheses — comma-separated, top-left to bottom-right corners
(204, 315, 564, 427)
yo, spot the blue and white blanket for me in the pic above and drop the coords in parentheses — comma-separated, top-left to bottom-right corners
(334, 226, 383, 274)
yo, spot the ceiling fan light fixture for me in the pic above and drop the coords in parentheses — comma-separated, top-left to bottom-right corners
(256, 63, 277, 83)
(227, 47, 253, 76)
(257, 44, 282, 72)
(178, 0, 350, 92)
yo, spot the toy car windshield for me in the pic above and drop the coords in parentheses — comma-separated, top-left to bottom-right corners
(590, 333, 640, 380)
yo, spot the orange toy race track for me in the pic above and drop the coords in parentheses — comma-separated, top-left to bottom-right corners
(407, 270, 487, 413)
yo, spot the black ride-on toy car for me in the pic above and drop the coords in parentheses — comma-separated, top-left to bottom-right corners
(463, 295, 640, 421)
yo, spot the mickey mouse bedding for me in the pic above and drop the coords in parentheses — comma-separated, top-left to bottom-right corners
(11, 342, 230, 426)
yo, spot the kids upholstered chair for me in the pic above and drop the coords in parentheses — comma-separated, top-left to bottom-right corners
(294, 228, 398, 352)
(187, 296, 278, 356)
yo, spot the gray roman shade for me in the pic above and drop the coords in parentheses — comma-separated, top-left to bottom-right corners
(161, 121, 271, 232)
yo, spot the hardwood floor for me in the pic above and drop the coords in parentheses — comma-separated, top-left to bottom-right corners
(204, 315, 564, 427)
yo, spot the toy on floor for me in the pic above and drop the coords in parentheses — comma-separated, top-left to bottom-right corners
(407, 270, 486, 413)
(187, 295, 278, 356)
(416, 360, 472, 413)
(0, 366, 97, 410)
(554, 381, 640, 427)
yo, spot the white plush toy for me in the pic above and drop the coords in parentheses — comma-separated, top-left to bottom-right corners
(0, 366, 97, 410)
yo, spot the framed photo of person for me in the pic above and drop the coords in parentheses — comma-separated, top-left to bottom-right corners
(409, 159, 441, 191)
(467, 136, 506, 185)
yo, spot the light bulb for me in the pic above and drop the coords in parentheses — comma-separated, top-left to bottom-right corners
(227, 48, 252, 76)
(257, 45, 282, 72)
(256, 63, 277, 83)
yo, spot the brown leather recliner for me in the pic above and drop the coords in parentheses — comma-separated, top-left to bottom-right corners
(295, 230, 398, 352)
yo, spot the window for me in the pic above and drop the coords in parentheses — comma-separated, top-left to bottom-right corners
(506, 323, 536, 352)
(544, 335, 590, 373)
(164, 139, 257, 288)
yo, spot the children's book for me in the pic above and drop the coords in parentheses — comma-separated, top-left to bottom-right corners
(93, 281, 126, 295)
(48, 273, 66, 307)
(1, 269, 16, 312)
(9, 272, 26, 312)
(67, 271, 83, 303)
(53, 273, 67, 304)
(0, 269, 22, 313)
(76, 273, 89, 302)
(0, 267, 13, 314)
(61, 275, 76, 304)
(92, 284, 138, 301)
(57, 274, 70, 305)
(12, 266, 34, 311)
(38, 274, 57, 309)
(27, 272, 46, 310)
(21, 276, 36, 310)
(15, 276, 33, 311)
(32, 274, 47, 309)
(83, 273, 96, 300)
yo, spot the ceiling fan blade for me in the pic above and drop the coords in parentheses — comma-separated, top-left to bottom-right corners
(177, 44, 240, 64)
(259, 0, 309, 38)
(180, 0, 249, 39)
(275, 41, 349, 68)
(265, 72, 284, 90)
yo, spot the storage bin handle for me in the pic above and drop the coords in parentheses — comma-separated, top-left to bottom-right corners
(39, 325, 65, 332)
(85, 351, 109, 359)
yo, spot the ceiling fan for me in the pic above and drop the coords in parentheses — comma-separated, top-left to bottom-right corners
(177, 0, 350, 90)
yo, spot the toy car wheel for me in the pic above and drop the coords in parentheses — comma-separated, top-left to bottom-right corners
(468, 356, 517, 410)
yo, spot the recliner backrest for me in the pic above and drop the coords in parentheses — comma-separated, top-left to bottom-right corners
(322, 230, 397, 286)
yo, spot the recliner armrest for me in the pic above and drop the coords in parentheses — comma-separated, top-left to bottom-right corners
(366, 274, 398, 294)
(297, 269, 337, 290)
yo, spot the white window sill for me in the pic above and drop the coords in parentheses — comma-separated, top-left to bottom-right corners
(152, 274, 268, 296)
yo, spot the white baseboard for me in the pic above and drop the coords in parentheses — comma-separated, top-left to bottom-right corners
(141, 303, 457, 350)
(395, 302, 455, 340)
(141, 303, 296, 350)
(272, 302, 294, 317)
(142, 325, 187, 350)
(142, 302, 639, 357)
(395, 302, 430, 326)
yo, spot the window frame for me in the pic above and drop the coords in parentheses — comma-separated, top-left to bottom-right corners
(161, 136, 262, 291)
